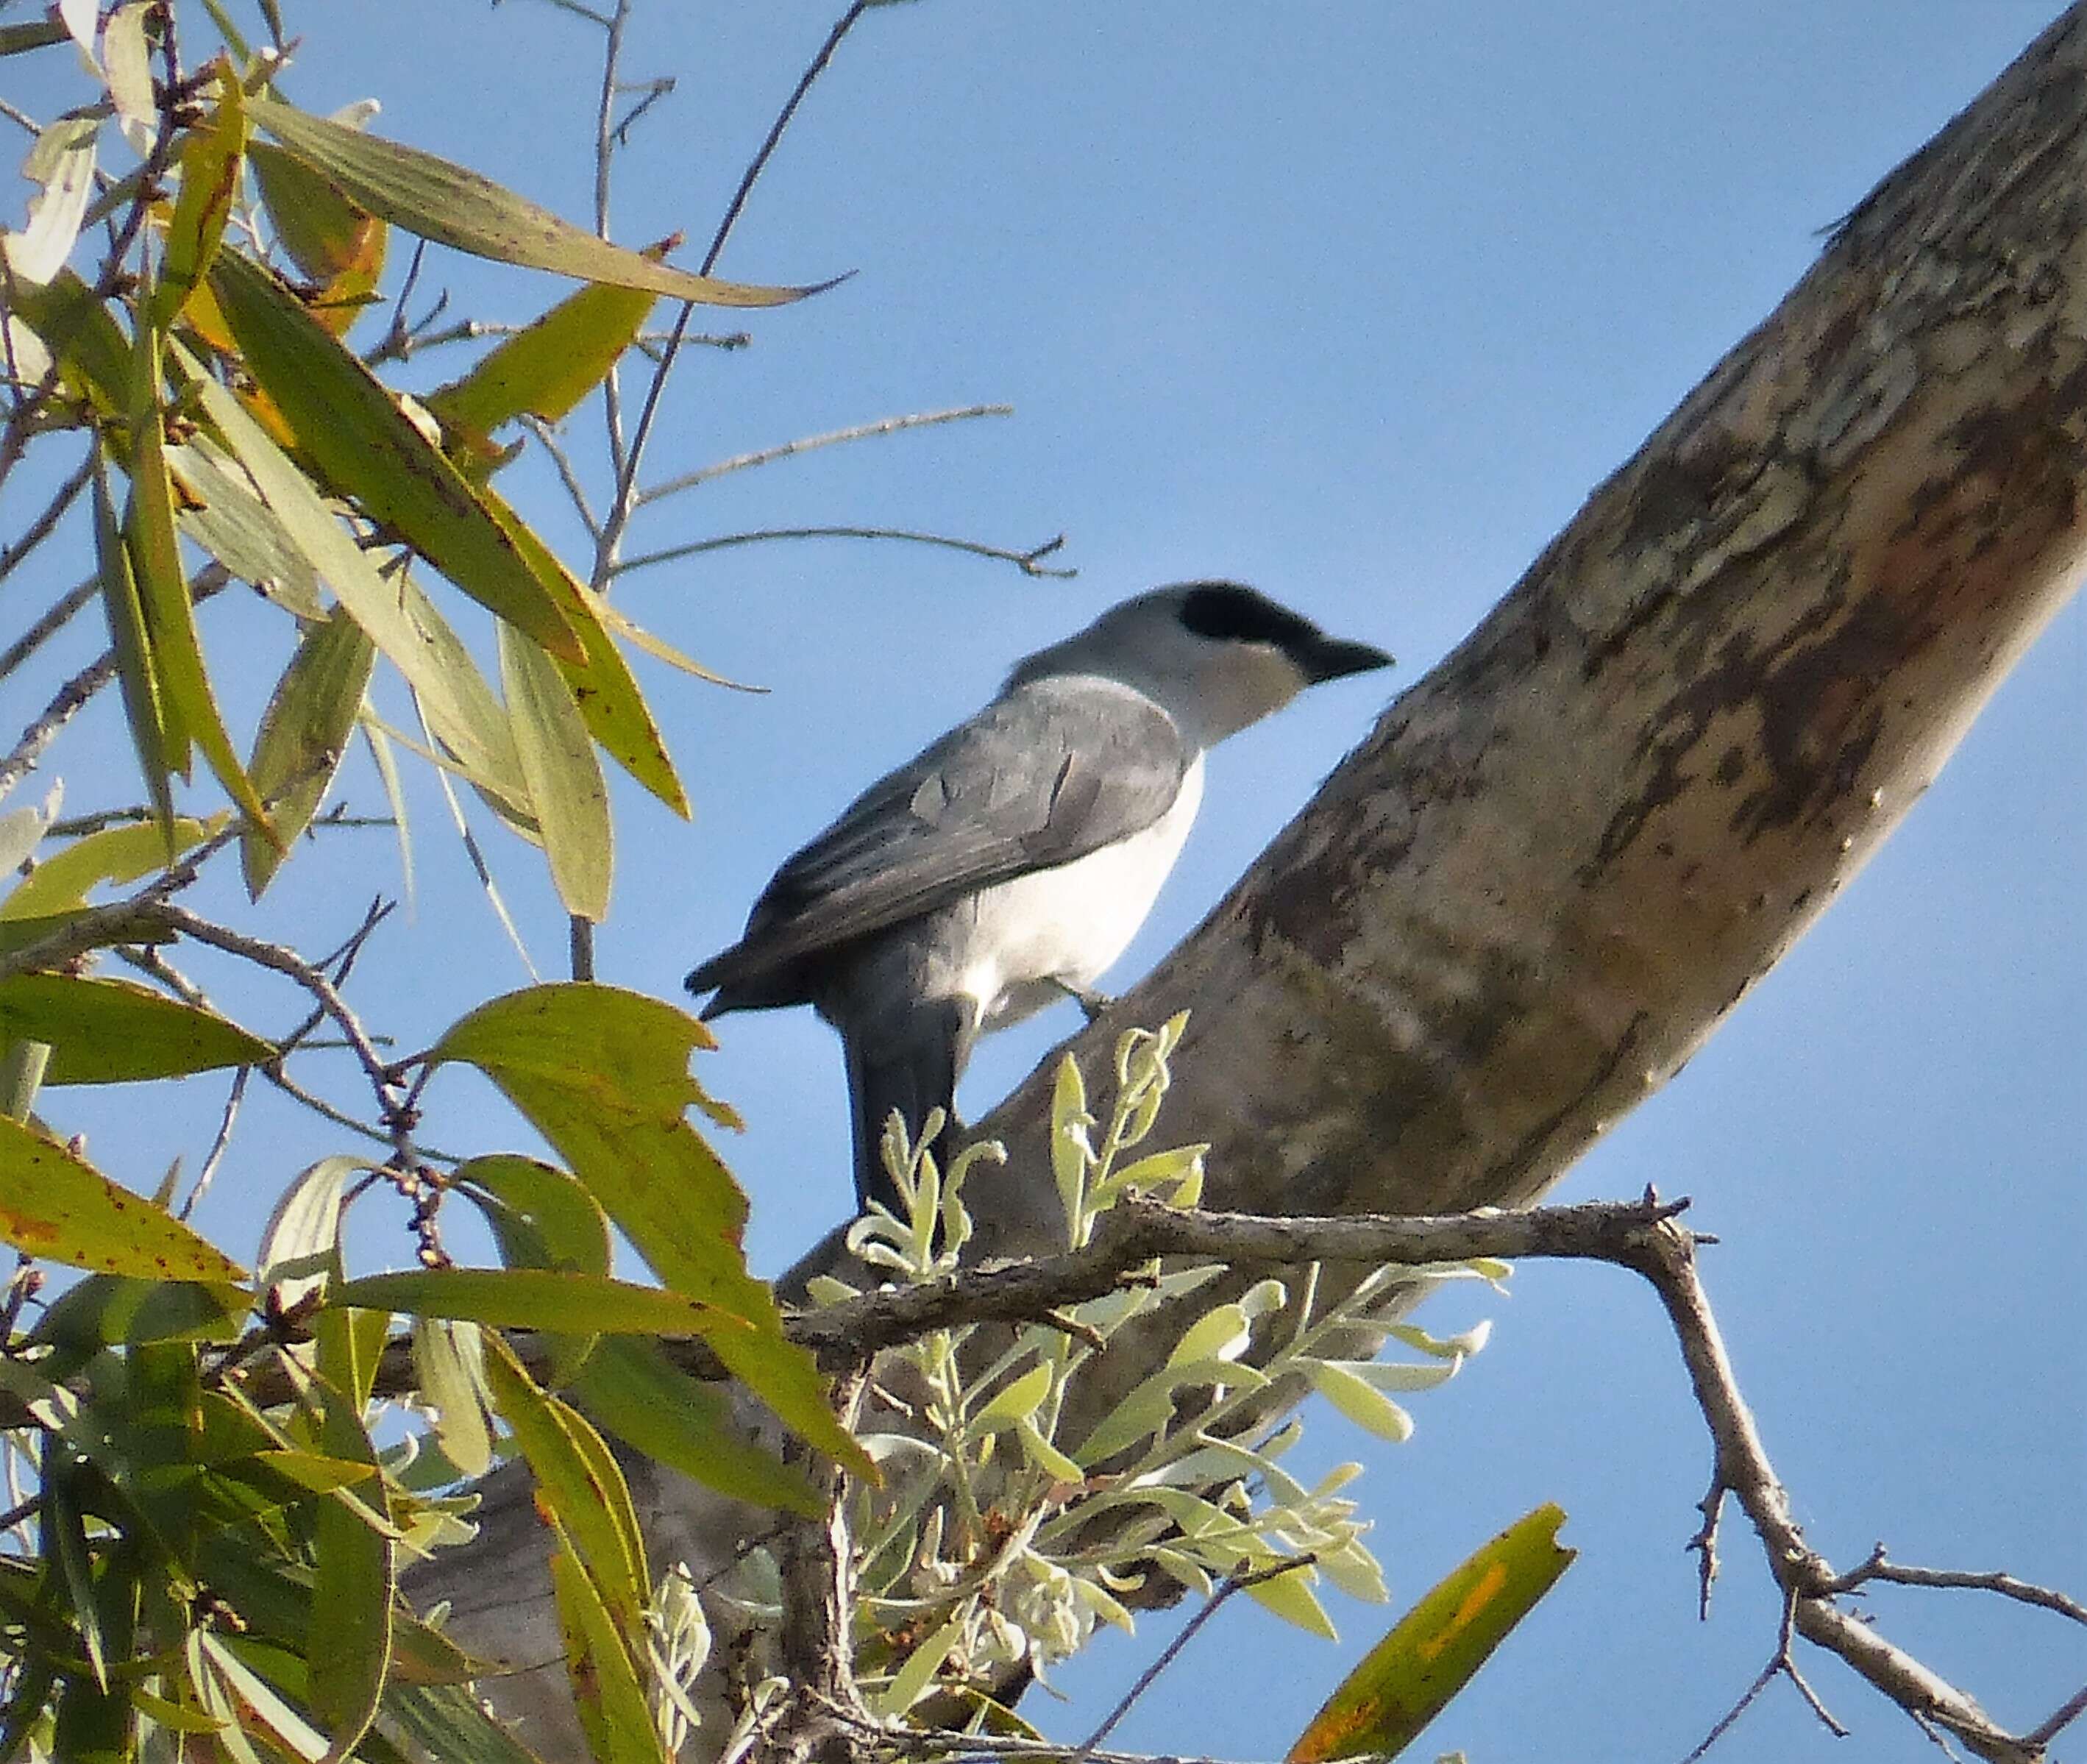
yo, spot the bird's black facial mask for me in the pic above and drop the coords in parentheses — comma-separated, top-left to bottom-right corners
(1176, 582, 1393, 683)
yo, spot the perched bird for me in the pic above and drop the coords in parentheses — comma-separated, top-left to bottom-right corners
(686, 582, 1393, 1212)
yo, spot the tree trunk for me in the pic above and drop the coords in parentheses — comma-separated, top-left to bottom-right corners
(416, 9, 2087, 1756)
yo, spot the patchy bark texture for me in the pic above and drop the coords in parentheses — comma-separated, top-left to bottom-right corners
(420, 11, 2087, 1758)
(966, 8, 2087, 1248)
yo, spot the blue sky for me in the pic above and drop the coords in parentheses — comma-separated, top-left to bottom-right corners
(4, 2, 2083, 1759)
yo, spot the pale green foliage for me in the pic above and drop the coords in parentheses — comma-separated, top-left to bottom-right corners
(799, 1018, 1499, 1717)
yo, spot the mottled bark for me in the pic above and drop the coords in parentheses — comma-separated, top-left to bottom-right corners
(417, 9, 2087, 1757)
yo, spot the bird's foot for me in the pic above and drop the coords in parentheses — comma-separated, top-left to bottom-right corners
(1052, 978, 1114, 1023)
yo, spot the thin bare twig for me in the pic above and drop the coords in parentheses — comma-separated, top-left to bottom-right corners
(1827, 1546, 2087, 1626)
(519, 416, 601, 537)
(636, 405, 1015, 508)
(0, 576, 98, 686)
(704, 0, 873, 278)
(1076, 1557, 1318, 1760)
(181, 1064, 249, 1220)
(0, 449, 93, 586)
(0, 563, 234, 801)
(614, 525, 1076, 581)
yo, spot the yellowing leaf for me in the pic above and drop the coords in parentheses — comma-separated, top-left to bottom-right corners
(248, 94, 831, 308)
(427, 278, 655, 439)
(1286, 1504, 1575, 1763)
(249, 141, 387, 338)
(154, 71, 245, 327)
(0, 1114, 247, 1283)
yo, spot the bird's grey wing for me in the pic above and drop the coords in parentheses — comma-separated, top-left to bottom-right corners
(687, 677, 1190, 1001)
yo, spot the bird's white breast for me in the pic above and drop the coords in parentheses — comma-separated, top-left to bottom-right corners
(957, 755, 1206, 1031)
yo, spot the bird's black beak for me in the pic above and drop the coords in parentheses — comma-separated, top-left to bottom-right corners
(1298, 635, 1395, 683)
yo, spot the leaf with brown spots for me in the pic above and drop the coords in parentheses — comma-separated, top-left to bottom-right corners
(0, 1114, 246, 1284)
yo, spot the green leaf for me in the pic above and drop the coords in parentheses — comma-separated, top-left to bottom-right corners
(1, 267, 128, 413)
(168, 433, 327, 616)
(206, 249, 583, 662)
(409, 1318, 492, 1479)
(44, 1468, 107, 1689)
(574, 1337, 820, 1516)
(307, 1358, 394, 1761)
(335, 1267, 748, 1338)
(153, 71, 244, 327)
(478, 483, 689, 817)
(249, 141, 386, 337)
(428, 984, 869, 1477)
(458, 1154, 608, 1277)
(1, 816, 222, 921)
(1244, 1561, 1338, 1641)
(1308, 1362, 1416, 1443)
(246, 94, 829, 308)
(93, 449, 175, 838)
(481, 1334, 647, 1646)
(174, 347, 526, 797)
(0, 1114, 246, 1281)
(872, 1609, 968, 1720)
(0, 974, 272, 1084)
(1284, 1504, 1576, 1763)
(125, 317, 277, 842)
(242, 607, 377, 897)
(499, 623, 611, 921)
(969, 1362, 1054, 1434)
(427, 279, 655, 440)
(549, 1546, 667, 1764)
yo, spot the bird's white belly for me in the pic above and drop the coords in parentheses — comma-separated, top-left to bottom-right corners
(958, 757, 1205, 1031)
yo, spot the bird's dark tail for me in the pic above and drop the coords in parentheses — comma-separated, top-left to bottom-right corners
(843, 998, 974, 1214)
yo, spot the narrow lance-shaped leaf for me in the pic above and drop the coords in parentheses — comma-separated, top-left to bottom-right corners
(152, 68, 245, 327)
(126, 313, 279, 844)
(243, 607, 377, 898)
(0, 974, 274, 1084)
(0, 814, 223, 920)
(206, 248, 583, 662)
(0, 1113, 247, 1283)
(92, 447, 176, 839)
(249, 140, 387, 338)
(246, 93, 831, 308)
(550, 1547, 668, 1764)
(172, 344, 530, 805)
(480, 1333, 647, 1646)
(479, 483, 689, 817)
(1285, 1504, 1576, 1764)
(575, 1337, 822, 1517)
(427, 277, 655, 449)
(309, 1331, 394, 1760)
(499, 622, 611, 922)
(1, 115, 96, 285)
(335, 1267, 744, 1337)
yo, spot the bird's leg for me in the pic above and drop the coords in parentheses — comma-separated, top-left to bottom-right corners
(1049, 977, 1114, 1023)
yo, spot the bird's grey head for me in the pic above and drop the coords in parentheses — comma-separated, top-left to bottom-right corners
(1006, 581, 1393, 745)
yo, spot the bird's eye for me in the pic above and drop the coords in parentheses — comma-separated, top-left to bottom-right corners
(1176, 582, 1321, 649)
